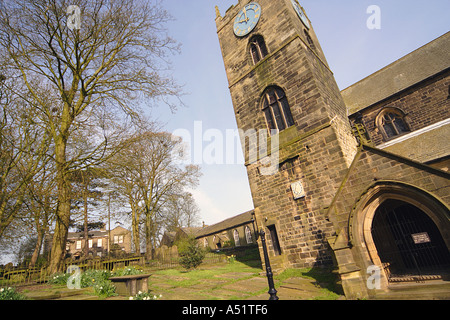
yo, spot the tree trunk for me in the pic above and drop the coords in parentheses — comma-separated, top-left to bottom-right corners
(145, 212, 153, 260)
(29, 231, 43, 268)
(130, 197, 140, 255)
(29, 195, 50, 268)
(48, 132, 71, 274)
(83, 184, 89, 259)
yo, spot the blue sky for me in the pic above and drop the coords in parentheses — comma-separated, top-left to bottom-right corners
(153, 0, 450, 226)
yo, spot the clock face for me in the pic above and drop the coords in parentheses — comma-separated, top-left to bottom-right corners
(234, 2, 261, 37)
(291, 0, 310, 29)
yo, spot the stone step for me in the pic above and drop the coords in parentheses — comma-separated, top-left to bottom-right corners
(54, 294, 98, 300)
(25, 288, 93, 300)
(374, 280, 450, 300)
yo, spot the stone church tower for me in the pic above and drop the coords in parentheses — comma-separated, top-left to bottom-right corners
(216, 0, 357, 269)
(216, 1, 450, 299)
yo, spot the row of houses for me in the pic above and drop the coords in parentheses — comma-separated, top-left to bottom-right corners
(43, 210, 257, 261)
(43, 226, 132, 260)
(161, 210, 258, 250)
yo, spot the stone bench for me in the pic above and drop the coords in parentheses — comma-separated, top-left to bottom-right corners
(109, 274, 152, 296)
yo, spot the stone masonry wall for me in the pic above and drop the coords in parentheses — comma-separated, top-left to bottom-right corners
(326, 145, 450, 298)
(349, 70, 450, 146)
(216, 0, 358, 270)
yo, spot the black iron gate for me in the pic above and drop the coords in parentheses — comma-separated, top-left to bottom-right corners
(371, 200, 450, 281)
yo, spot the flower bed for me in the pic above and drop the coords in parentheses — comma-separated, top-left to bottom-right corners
(47, 266, 144, 298)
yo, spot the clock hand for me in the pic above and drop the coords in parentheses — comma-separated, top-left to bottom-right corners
(243, 6, 248, 20)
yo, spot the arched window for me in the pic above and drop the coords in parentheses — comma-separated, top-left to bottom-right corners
(376, 108, 410, 140)
(261, 86, 295, 133)
(245, 226, 253, 244)
(233, 230, 241, 247)
(249, 35, 268, 65)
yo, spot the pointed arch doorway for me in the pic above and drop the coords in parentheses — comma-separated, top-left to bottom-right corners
(371, 199, 450, 281)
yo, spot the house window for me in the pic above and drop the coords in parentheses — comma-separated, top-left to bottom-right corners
(261, 86, 295, 133)
(76, 240, 82, 250)
(213, 235, 221, 249)
(88, 239, 93, 248)
(97, 238, 102, 247)
(267, 225, 282, 256)
(114, 235, 124, 244)
(245, 226, 253, 244)
(249, 35, 268, 65)
(376, 108, 410, 140)
(233, 230, 241, 247)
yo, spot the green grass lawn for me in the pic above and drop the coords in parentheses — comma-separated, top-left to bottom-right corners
(5, 259, 342, 300)
(148, 261, 342, 300)
(275, 268, 343, 300)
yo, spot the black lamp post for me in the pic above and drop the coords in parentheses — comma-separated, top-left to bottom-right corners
(259, 229, 279, 300)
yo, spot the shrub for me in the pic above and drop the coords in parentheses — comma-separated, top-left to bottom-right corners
(81, 269, 110, 288)
(112, 266, 143, 277)
(47, 266, 144, 298)
(0, 287, 27, 300)
(178, 236, 206, 270)
(48, 268, 117, 298)
(93, 280, 117, 298)
(226, 255, 236, 263)
(48, 272, 70, 285)
(80, 269, 117, 298)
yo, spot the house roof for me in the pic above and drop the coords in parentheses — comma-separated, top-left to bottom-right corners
(67, 226, 130, 239)
(195, 210, 254, 238)
(341, 32, 450, 115)
(67, 230, 107, 239)
(162, 231, 176, 241)
(180, 227, 203, 236)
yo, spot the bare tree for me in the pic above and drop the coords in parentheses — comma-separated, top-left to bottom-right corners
(0, 75, 52, 239)
(0, 0, 181, 272)
(108, 127, 201, 260)
(138, 132, 201, 260)
(107, 147, 144, 255)
(164, 192, 201, 232)
(69, 167, 105, 259)
(26, 165, 57, 268)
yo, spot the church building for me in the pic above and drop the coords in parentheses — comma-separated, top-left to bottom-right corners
(215, 0, 449, 299)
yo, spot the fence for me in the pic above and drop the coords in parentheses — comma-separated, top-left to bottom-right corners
(0, 267, 49, 287)
(0, 256, 145, 288)
(0, 248, 245, 288)
(147, 246, 227, 270)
